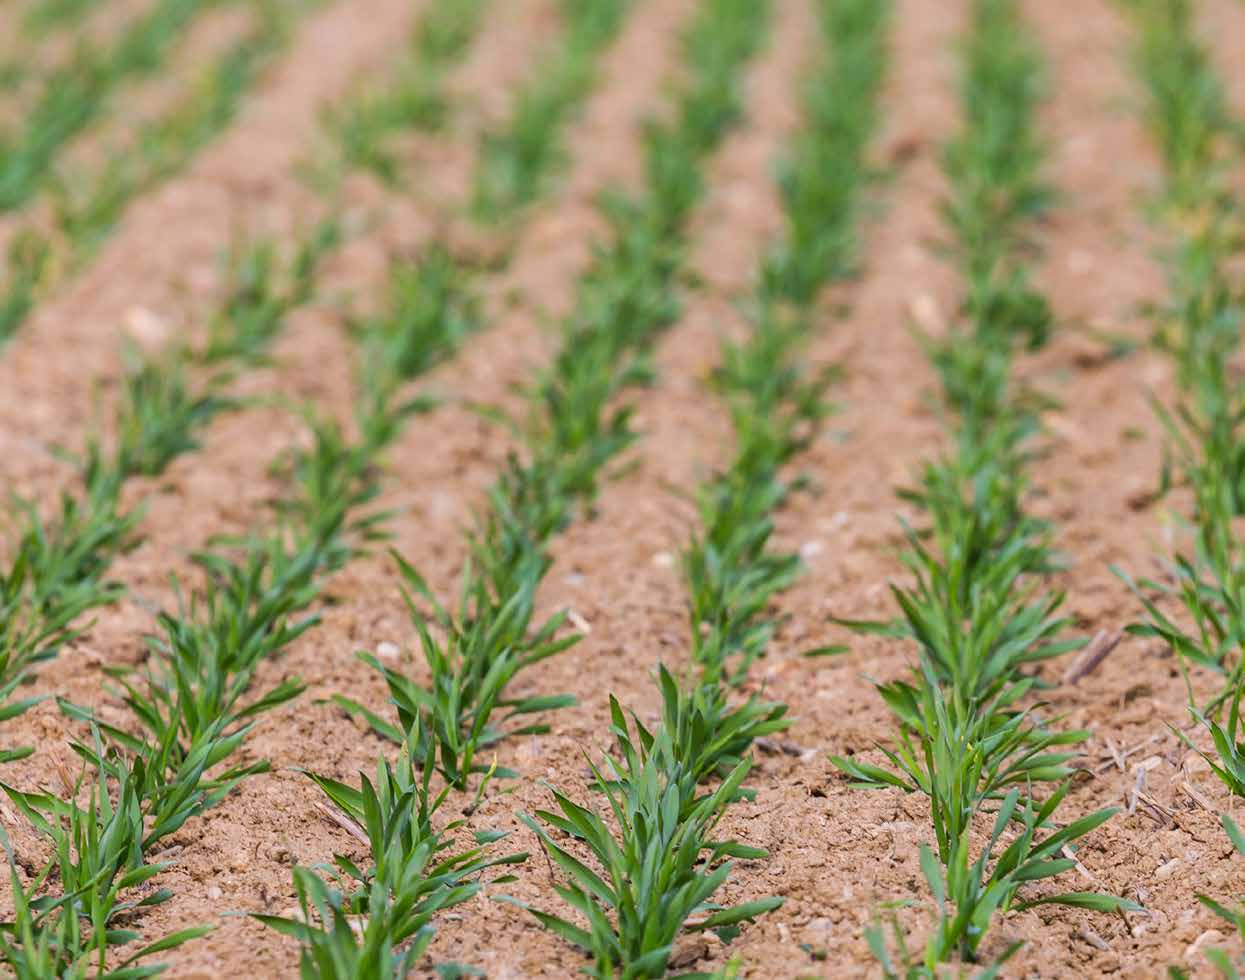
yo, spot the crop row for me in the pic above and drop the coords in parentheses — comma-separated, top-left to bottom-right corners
(6, 0, 1245, 976)
(834, 1, 1139, 973)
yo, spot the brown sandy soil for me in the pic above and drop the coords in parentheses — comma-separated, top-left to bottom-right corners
(710, 0, 1243, 974)
(3, 0, 1245, 977)
(1202, 0, 1245, 113)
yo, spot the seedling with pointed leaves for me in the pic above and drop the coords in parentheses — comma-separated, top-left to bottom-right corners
(514, 713, 781, 978)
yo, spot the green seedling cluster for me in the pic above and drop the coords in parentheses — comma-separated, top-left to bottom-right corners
(21, 0, 96, 37)
(761, 0, 890, 303)
(52, 2, 307, 263)
(0, 732, 211, 977)
(352, 245, 482, 450)
(512, 702, 780, 979)
(647, 0, 891, 856)
(327, 0, 489, 183)
(470, 0, 632, 221)
(1117, 6, 1245, 974)
(0, 231, 48, 342)
(505, 0, 896, 970)
(0, 348, 234, 762)
(258, 725, 525, 975)
(834, 1, 1130, 971)
(509, 0, 895, 967)
(0, 0, 316, 345)
(75, 241, 481, 802)
(0, 224, 336, 739)
(305, 0, 782, 968)
(2, 5, 489, 969)
(689, 0, 889, 694)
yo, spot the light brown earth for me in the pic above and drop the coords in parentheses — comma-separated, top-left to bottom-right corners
(1, 0, 1244, 977)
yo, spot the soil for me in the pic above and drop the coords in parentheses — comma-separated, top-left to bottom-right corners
(1, 0, 1244, 977)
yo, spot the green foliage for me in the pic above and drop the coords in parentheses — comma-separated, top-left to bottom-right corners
(516, 709, 781, 978)
(202, 219, 339, 367)
(0, 342, 234, 755)
(258, 733, 524, 977)
(0, 231, 49, 345)
(110, 349, 231, 478)
(833, 0, 1128, 967)
(274, 411, 390, 576)
(1121, 0, 1245, 722)
(8, 472, 136, 620)
(866, 910, 1020, 979)
(763, 0, 889, 302)
(1186, 682, 1245, 797)
(257, 869, 435, 979)
(53, 22, 287, 260)
(1117, 524, 1245, 718)
(329, 0, 489, 181)
(0, 734, 211, 976)
(931, 0, 1052, 443)
(1, 0, 312, 342)
(844, 523, 1076, 704)
(338, 553, 576, 790)
(344, 0, 774, 797)
(354, 246, 482, 449)
(305, 733, 526, 907)
(22, 0, 96, 37)
(630, 665, 788, 792)
(471, 0, 632, 220)
(0, 531, 103, 762)
(687, 302, 836, 687)
(915, 790, 1127, 965)
(1128, 0, 1232, 212)
(832, 662, 1084, 813)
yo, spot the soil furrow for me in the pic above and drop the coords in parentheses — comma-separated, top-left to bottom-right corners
(527, 0, 820, 739)
(999, 1, 1211, 973)
(0, 0, 158, 124)
(367, 0, 702, 578)
(0, 0, 567, 743)
(2, 1, 1239, 976)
